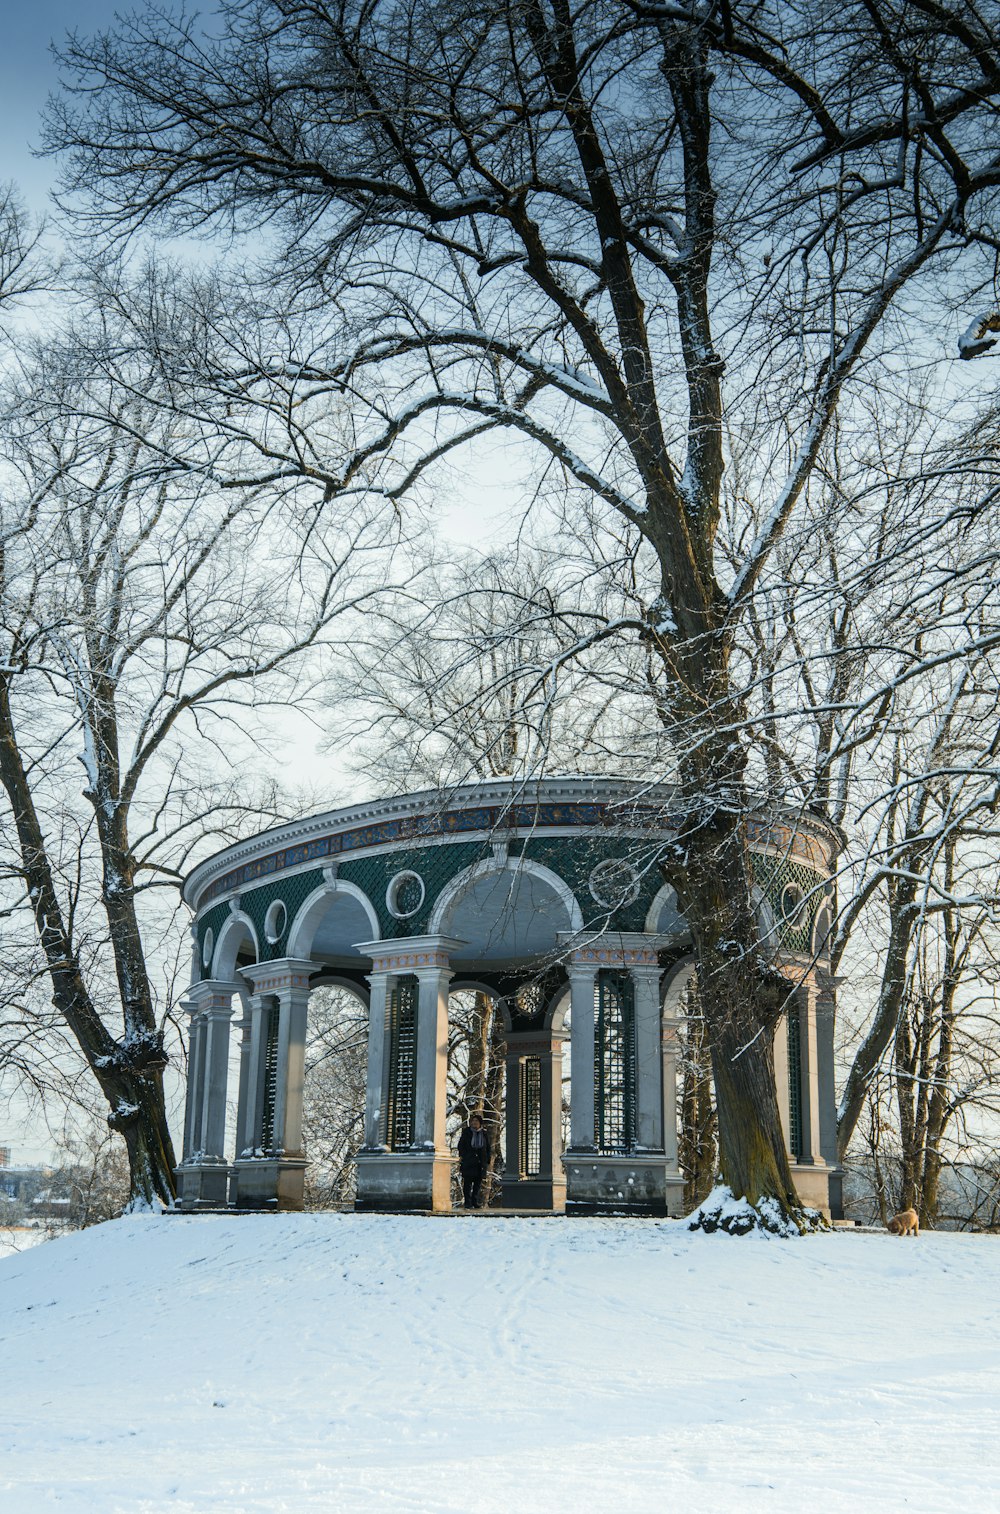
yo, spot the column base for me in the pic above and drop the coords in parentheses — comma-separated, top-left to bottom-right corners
(230, 1156, 307, 1211)
(563, 1152, 681, 1216)
(354, 1151, 453, 1212)
(790, 1162, 837, 1221)
(176, 1160, 230, 1210)
(501, 1174, 567, 1212)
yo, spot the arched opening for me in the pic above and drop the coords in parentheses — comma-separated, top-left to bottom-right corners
(287, 881, 379, 966)
(662, 960, 718, 1211)
(301, 980, 371, 1209)
(431, 856, 582, 960)
(211, 913, 258, 982)
(446, 985, 506, 1208)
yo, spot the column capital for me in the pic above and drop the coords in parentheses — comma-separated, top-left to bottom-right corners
(185, 978, 241, 1010)
(556, 920, 665, 968)
(239, 958, 319, 994)
(355, 936, 467, 974)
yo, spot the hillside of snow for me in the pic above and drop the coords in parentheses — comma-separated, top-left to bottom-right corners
(1, 1213, 997, 1513)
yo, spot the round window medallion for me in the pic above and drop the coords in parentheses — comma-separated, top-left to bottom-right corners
(386, 870, 426, 920)
(264, 898, 288, 945)
(588, 858, 640, 912)
(781, 882, 807, 926)
(201, 926, 214, 968)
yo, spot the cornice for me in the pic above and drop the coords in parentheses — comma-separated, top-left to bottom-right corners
(183, 775, 677, 912)
(182, 774, 842, 916)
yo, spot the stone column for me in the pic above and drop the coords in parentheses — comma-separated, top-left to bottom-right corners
(197, 994, 236, 1162)
(231, 959, 317, 1211)
(781, 967, 835, 1219)
(815, 968, 842, 1217)
(271, 967, 314, 1160)
(630, 962, 664, 1152)
(353, 936, 465, 1212)
(661, 1014, 681, 1172)
(567, 959, 597, 1151)
(561, 935, 672, 1216)
(797, 982, 824, 1166)
(362, 970, 390, 1149)
(181, 1001, 206, 1162)
(177, 980, 239, 1209)
(241, 989, 271, 1156)
(772, 1010, 792, 1151)
(539, 1039, 564, 1193)
(504, 1042, 521, 1184)
(413, 964, 452, 1154)
(231, 1001, 253, 1162)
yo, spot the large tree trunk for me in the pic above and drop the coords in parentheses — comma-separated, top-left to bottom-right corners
(660, 750, 802, 1215)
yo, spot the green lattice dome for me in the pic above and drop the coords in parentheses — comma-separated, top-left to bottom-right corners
(184, 778, 838, 987)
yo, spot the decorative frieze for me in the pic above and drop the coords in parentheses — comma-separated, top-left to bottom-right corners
(358, 935, 466, 975)
(184, 775, 839, 911)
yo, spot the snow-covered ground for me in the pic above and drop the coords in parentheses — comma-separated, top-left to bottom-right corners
(0, 1225, 48, 1259)
(1, 1213, 997, 1513)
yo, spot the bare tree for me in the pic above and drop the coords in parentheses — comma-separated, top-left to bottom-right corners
(46, 1, 1000, 1222)
(0, 283, 398, 1206)
(301, 986, 369, 1208)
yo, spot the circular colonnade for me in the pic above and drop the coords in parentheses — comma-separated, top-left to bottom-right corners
(177, 777, 842, 1217)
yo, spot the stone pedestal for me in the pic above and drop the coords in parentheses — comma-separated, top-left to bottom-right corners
(563, 1153, 672, 1216)
(230, 1156, 308, 1210)
(789, 1162, 835, 1220)
(354, 1152, 453, 1211)
(176, 1158, 230, 1209)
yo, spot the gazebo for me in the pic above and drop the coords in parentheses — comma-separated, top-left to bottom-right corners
(176, 777, 842, 1217)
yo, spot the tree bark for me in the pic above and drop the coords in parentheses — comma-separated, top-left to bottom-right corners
(659, 752, 801, 1211)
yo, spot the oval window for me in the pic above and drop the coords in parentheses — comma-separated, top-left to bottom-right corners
(588, 858, 640, 912)
(386, 870, 426, 920)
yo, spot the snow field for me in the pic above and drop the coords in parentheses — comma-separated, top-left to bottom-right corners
(0, 1213, 997, 1512)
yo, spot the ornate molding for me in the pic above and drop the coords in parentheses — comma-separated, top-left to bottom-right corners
(239, 958, 318, 994)
(184, 777, 679, 910)
(571, 944, 662, 967)
(359, 935, 467, 976)
(183, 777, 840, 918)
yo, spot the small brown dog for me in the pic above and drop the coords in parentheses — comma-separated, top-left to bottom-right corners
(887, 1208, 919, 1236)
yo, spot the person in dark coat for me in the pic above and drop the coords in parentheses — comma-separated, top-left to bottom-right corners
(457, 1113, 491, 1209)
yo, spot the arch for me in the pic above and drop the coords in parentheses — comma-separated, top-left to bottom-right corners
(428, 855, 584, 937)
(448, 978, 512, 1026)
(644, 881, 689, 937)
(660, 955, 697, 1019)
(211, 911, 259, 981)
(306, 972, 372, 1009)
(286, 879, 381, 960)
(812, 902, 832, 960)
(752, 886, 779, 955)
(548, 981, 572, 1034)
